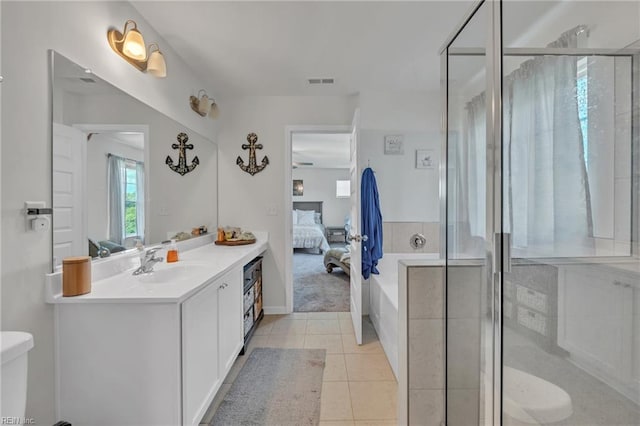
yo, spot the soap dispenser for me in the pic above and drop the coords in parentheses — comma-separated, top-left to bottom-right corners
(166, 239, 179, 263)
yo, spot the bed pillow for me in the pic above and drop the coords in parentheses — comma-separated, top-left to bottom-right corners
(314, 212, 322, 224)
(297, 210, 316, 225)
(292, 210, 298, 225)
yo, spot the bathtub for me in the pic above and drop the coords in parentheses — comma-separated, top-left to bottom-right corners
(368, 253, 441, 379)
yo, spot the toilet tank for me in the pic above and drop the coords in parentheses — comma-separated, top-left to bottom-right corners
(1, 332, 34, 419)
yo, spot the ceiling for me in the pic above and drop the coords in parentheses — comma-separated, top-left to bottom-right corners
(132, 1, 474, 96)
(292, 132, 350, 169)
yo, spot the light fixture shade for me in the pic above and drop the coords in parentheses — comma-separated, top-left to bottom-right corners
(122, 28, 146, 61)
(146, 49, 167, 78)
(209, 102, 220, 119)
(198, 94, 210, 115)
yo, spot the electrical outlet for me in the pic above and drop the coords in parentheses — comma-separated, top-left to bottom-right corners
(266, 204, 277, 216)
(158, 206, 170, 216)
(24, 201, 46, 232)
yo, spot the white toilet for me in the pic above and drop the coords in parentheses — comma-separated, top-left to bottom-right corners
(503, 366, 573, 425)
(1, 332, 34, 419)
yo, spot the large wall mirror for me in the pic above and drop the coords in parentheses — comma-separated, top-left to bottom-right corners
(51, 51, 218, 269)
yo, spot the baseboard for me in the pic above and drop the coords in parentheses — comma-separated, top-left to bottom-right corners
(263, 306, 289, 315)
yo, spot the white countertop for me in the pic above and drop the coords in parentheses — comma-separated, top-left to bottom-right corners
(46, 232, 268, 304)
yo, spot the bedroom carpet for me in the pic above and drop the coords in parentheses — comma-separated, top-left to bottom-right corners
(210, 348, 325, 425)
(294, 251, 350, 312)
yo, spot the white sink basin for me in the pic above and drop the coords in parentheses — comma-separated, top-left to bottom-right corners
(134, 263, 208, 284)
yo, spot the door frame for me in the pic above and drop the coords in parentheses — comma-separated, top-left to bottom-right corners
(284, 124, 352, 314)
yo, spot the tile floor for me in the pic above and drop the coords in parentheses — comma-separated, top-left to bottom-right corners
(200, 312, 398, 425)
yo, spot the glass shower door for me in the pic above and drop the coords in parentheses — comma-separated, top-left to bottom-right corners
(500, 2, 640, 425)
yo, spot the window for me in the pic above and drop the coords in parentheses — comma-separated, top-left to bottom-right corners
(577, 57, 588, 169)
(336, 180, 350, 198)
(124, 162, 139, 237)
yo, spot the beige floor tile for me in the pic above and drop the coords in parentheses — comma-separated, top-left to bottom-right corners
(320, 421, 356, 426)
(223, 353, 248, 384)
(345, 354, 395, 381)
(286, 312, 309, 319)
(260, 314, 285, 325)
(304, 334, 344, 354)
(320, 382, 354, 420)
(270, 319, 308, 335)
(354, 421, 396, 425)
(323, 354, 348, 382)
(253, 321, 273, 335)
(339, 318, 355, 335)
(265, 333, 305, 348)
(341, 333, 384, 354)
(307, 319, 341, 334)
(246, 335, 269, 350)
(349, 381, 398, 421)
(307, 312, 339, 319)
(337, 311, 352, 319)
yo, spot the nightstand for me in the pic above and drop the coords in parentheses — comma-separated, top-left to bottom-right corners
(326, 226, 347, 243)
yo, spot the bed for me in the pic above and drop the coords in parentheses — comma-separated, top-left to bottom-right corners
(292, 201, 330, 253)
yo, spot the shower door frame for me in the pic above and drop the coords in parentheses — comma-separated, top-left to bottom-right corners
(440, 1, 504, 425)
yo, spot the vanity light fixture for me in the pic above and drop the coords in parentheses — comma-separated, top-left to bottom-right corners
(190, 90, 219, 119)
(107, 20, 167, 78)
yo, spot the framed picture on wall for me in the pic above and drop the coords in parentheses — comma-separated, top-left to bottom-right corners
(384, 135, 404, 155)
(416, 149, 435, 169)
(293, 179, 304, 196)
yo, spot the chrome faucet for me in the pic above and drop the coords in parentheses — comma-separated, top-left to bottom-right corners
(132, 247, 164, 275)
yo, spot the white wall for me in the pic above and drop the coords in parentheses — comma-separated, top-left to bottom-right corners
(217, 95, 356, 313)
(292, 168, 350, 227)
(64, 92, 218, 245)
(1, 2, 217, 423)
(359, 90, 441, 222)
(86, 134, 144, 242)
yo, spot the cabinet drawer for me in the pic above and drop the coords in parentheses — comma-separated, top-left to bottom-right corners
(243, 287, 254, 313)
(244, 308, 254, 337)
(516, 285, 548, 313)
(517, 306, 547, 336)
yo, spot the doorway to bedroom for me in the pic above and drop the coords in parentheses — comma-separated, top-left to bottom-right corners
(289, 130, 352, 312)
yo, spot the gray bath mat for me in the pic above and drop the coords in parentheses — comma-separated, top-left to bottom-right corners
(294, 252, 349, 312)
(211, 348, 326, 425)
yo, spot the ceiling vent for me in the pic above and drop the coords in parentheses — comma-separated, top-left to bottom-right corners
(308, 78, 334, 85)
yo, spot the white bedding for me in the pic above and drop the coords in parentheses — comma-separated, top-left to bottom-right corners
(293, 223, 330, 252)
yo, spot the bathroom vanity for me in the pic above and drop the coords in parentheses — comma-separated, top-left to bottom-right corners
(46, 233, 268, 426)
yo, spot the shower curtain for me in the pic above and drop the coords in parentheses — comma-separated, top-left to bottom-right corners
(462, 26, 593, 253)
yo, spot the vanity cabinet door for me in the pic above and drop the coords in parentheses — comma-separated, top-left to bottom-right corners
(182, 280, 220, 426)
(558, 265, 633, 383)
(218, 266, 244, 376)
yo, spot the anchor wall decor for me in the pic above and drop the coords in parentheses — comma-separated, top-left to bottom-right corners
(166, 132, 199, 176)
(237, 132, 269, 176)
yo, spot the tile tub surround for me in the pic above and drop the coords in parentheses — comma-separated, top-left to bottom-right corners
(398, 261, 446, 426)
(383, 222, 440, 254)
(200, 312, 398, 425)
(369, 253, 442, 380)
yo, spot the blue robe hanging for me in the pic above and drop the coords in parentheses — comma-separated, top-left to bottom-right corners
(361, 167, 383, 279)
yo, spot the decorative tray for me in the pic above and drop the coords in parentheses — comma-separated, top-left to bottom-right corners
(214, 239, 256, 246)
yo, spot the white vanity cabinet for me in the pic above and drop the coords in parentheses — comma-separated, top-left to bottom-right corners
(557, 263, 639, 404)
(55, 265, 245, 426)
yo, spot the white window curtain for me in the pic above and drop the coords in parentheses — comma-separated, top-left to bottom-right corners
(503, 26, 593, 252)
(136, 162, 145, 244)
(460, 26, 593, 255)
(107, 154, 125, 245)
